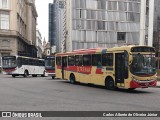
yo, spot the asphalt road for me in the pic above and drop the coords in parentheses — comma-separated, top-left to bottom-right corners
(0, 74, 160, 120)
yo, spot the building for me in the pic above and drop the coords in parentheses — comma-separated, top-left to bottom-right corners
(0, 0, 38, 58)
(153, 0, 160, 57)
(49, 0, 66, 53)
(65, 0, 141, 51)
(42, 38, 51, 57)
(49, 1, 56, 48)
(36, 28, 43, 58)
(63, 0, 160, 53)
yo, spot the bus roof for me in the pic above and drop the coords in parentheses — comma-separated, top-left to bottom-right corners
(56, 45, 155, 56)
(2, 55, 44, 61)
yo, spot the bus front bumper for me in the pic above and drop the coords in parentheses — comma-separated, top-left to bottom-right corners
(130, 79, 157, 88)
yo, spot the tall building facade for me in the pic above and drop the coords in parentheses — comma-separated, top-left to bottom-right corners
(65, 0, 141, 51)
(49, 0, 66, 53)
(36, 28, 43, 58)
(49, 1, 56, 48)
(63, 0, 160, 52)
(153, 0, 160, 56)
(0, 0, 38, 58)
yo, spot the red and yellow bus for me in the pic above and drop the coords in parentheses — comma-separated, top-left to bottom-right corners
(55, 45, 157, 90)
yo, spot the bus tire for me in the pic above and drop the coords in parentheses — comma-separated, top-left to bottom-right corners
(52, 76, 55, 79)
(128, 88, 136, 91)
(105, 77, 115, 90)
(24, 70, 28, 77)
(12, 75, 16, 78)
(41, 72, 45, 77)
(70, 74, 76, 84)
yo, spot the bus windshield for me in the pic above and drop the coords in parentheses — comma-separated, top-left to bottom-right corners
(130, 54, 156, 76)
(2, 56, 17, 68)
(45, 58, 55, 70)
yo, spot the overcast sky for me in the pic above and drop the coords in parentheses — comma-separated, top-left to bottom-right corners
(35, 0, 53, 42)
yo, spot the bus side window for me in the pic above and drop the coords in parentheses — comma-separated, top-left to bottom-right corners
(63, 57, 67, 67)
(92, 54, 101, 66)
(17, 57, 22, 68)
(68, 56, 75, 66)
(83, 55, 91, 66)
(56, 57, 61, 66)
(23, 58, 28, 65)
(39, 60, 44, 66)
(75, 55, 83, 66)
(29, 59, 33, 65)
(32, 59, 35, 66)
(102, 53, 113, 66)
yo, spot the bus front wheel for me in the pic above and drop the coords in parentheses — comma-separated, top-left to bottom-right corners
(105, 78, 115, 90)
(128, 88, 136, 91)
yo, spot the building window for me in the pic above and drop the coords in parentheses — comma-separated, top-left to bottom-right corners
(0, 0, 8, 9)
(2, 40, 10, 47)
(117, 32, 126, 41)
(47, 50, 50, 55)
(59, 1, 64, 9)
(0, 12, 9, 29)
(97, 21, 105, 30)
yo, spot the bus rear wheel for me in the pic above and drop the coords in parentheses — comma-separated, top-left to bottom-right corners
(41, 71, 45, 77)
(70, 74, 76, 84)
(52, 76, 55, 79)
(105, 78, 115, 90)
(12, 75, 16, 78)
(24, 71, 28, 77)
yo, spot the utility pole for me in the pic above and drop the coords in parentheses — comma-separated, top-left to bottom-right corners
(139, 0, 146, 46)
(148, 0, 155, 47)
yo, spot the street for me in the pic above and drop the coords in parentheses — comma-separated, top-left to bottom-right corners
(0, 74, 160, 119)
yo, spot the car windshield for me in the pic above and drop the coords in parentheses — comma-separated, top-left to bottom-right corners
(2, 56, 17, 68)
(130, 54, 156, 76)
(45, 59, 55, 70)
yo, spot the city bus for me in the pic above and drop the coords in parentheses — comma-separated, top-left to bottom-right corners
(2, 55, 45, 77)
(45, 55, 55, 79)
(55, 45, 157, 90)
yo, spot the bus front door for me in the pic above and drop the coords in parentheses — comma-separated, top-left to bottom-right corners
(62, 57, 67, 79)
(115, 53, 125, 85)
